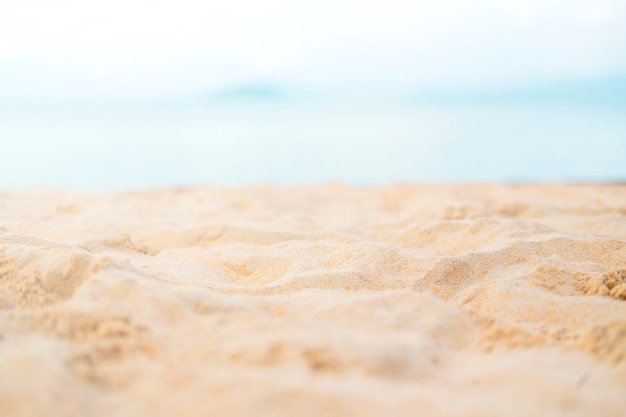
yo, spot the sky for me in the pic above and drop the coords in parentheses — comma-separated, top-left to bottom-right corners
(1, 0, 626, 101)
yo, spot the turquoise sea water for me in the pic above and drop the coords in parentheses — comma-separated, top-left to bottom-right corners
(1, 101, 625, 188)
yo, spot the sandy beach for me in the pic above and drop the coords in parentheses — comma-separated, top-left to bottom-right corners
(0, 184, 625, 416)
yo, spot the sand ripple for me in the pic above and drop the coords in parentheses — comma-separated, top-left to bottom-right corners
(0, 185, 625, 416)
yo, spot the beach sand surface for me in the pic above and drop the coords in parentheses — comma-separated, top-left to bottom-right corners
(0, 184, 625, 416)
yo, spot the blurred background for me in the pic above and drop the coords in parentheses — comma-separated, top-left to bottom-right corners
(1, 0, 625, 188)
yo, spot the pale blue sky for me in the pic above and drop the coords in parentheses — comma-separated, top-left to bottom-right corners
(1, 0, 625, 101)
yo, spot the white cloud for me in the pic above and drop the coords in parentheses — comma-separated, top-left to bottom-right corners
(0, 0, 625, 100)
(576, 6, 616, 27)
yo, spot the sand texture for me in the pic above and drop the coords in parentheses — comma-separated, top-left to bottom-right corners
(0, 184, 625, 416)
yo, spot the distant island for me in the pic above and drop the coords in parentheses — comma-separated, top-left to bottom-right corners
(211, 84, 287, 102)
(413, 74, 626, 104)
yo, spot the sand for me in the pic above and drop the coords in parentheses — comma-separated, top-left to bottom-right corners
(0, 184, 625, 416)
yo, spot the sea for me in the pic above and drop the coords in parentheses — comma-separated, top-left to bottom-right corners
(1, 101, 625, 188)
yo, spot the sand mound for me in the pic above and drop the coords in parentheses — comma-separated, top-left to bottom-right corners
(0, 184, 625, 416)
(584, 269, 626, 300)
